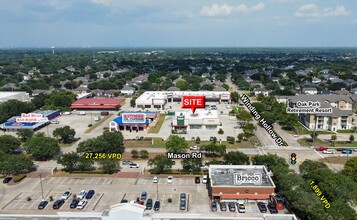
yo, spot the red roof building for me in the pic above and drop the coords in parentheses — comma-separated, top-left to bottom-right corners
(70, 98, 125, 110)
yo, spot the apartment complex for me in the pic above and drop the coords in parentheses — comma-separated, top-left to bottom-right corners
(279, 95, 354, 131)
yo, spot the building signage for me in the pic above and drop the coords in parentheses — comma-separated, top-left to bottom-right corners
(181, 96, 205, 114)
(234, 173, 262, 185)
(15, 113, 49, 123)
(122, 113, 146, 124)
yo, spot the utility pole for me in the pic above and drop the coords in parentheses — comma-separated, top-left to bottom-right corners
(39, 174, 44, 201)
(156, 178, 159, 200)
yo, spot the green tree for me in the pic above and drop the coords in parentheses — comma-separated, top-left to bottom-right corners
(0, 152, 34, 175)
(44, 90, 76, 110)
(77, 156, 94, 171)
(218, 128, 224, 134)
(195, 136, 201, 144)
(342, 157, 357, 182)
(139, 149, 149, 159)
(231, 91, 239, 103)
(165, 135, 188, 153)
(130, 97, 137, 107)
(53, 126, 76, 143)
(147, 154, 172, 174)
(98, 158, 119, 174)
(331, 134, 337, 146)
(252, 154, 289, 170)
(57, 152, 80, 172)
(310, 131, 318, 142)
(349, 134, 355, 143)
(237, 133, 244, 142)
(0, 99, 35, 123)
(0, 135, 21, 154)
(31, 93, 49, 109)
(181, 158, 203, 172)
(77, 131, 125, 154)
(299, 159, 328, 180)
(16, 129, 34, 142)
(203, 143, 226, 157)
(24, 133, 60, 160)
(131, 149, 139, 158)
(223, 152, 250, 165)
(236, 108, 253, 123)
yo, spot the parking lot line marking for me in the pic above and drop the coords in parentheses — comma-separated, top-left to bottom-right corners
(80, 178, 86, 184)
(60, 178, 67, 184)
(75, 179, 81, 184)
(67, 178, 74, 184)
(95, 178, 101, 184)
(89, 178, 95, 184)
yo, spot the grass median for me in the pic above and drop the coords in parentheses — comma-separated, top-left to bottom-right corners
(84, 113, 114, 134)
(148, 114, 166, 133)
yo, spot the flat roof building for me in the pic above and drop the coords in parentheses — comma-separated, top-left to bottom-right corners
(136, 91, 230, 109)
(0, 91, 30, 102)
(208, 165, 275, 201)
(109, 111, 158, 132)
(70, 98, 125, 110)
(172, 109, 220, 133)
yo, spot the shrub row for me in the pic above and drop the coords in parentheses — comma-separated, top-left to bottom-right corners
(14, 174, 27, 182)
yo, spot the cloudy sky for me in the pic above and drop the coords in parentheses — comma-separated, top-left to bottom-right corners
(0, 0, 356, 47)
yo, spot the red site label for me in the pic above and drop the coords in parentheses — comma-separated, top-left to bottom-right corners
(181, 96, 205, 114)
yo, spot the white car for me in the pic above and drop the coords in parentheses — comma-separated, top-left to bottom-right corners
(77, 190, 86, 200)
(323, 149, 335, 154)
(153, 176, 158, 183)
(190, 146, 199, 151)
(77, 200, 87, 209)
(238, 204, 246, 213)
(167, 176, 173, 184)
(50, 120, 59, 124)
(202, 175, 208, 184)
(130, 164, 140, 168)
(61, 191, 72, 200)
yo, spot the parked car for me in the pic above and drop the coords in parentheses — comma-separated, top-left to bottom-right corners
(153, 176, 158, 183)
(146, 198, 153, 210)
(202, 175, 208, 184)
(353, 148, 357, 152)
(238, 203, 246, 213)
(220, 202, 227, 211)
(191, 137, 195, 141)
(38, 200, 48, 210)
(130, 164, 140, 168)
(53, 199, 65, 209)
(3, 177, 12, 184)
(154, 200, 160, 211)
(61, 191, 72, 200)
(77, 190, 86, 200)
(180, 193, 186, 201)
(122, 160, 133, 165)
(141, 192, 147, 200)
(190, 146, 199, 151)
(228, 202, 236, 212)
(170, 160, 176, 165)
(323, 149, 335, 154)
(195, 177, 200, 184)
(179, 201, 186, 210)
(341, 149, 352, 154)
(50, 120, 59, 124)
(267, 203, 278, 214)
(77, 200, 87, 209)
(87, 124, 92, 127)
(86, 190, 95, 199)
(70, 199, 80, 209)
(315, 147, 329, 151)
(257, 202, 267, 213)
(211, 201, 218, 212)
(167, 176, 173, 184)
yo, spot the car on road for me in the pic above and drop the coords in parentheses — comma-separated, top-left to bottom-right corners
(121, 199, 128, 203)
(77, 190, 86, 200)
(180, 193, 186, 201)
(153, 176, 158, 183)
(202, 175, 208, 184)
(195, 177, 200, 184)
(228, 202, 236, 212)
(86, 190, 95, 199)
(53, 199, 65, 209)
(130, 164, 140, 168)
(167, 176, 173, 184)
(3, 177, 12, 184)
(50, 120, 59, 124)
(141, 192, 147, 200)
(88, 124, 92, 127)
(342, 149, 352, 154)
(257, 202, 267, 213)
(70, 199, 80, 209)
(146, 198, 153, 210)
(170, 160, 176, 165)
(353, 148, 357, 152)
(37, 200, 48, 210)
(315, 147, 329, 151)
(179, 201, 186, 210)
(323, 149, 335, 154)
(267, 203, 278, 214)
(154, 200, 160, 211)
(211, 201, 218, 212)
(122, 160, 133, 165)
(61, 191, 72, 200)
(190, 146, 199, 151)
(77, 200, 87, 209)
(238, 203, 246, 213)
(220, 202, 227, 211)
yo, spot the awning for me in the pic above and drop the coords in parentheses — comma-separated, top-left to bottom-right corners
(219, 194, 272, 200)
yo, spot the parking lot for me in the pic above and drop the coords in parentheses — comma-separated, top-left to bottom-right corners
(47, 177, 113, 185)
(136, 178, 197, 186)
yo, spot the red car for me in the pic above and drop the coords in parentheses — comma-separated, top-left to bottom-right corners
(315, 147, 329, 151)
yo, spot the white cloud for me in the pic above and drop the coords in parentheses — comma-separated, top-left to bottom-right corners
(294, 4, 349, 18)
(201, 2, 265, 17)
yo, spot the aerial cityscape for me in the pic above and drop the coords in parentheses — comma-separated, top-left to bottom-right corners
(0, 1, 356, 220)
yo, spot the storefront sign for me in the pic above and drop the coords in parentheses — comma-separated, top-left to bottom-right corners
(15, 113, 49, 123)
(122, 113, 146, 124)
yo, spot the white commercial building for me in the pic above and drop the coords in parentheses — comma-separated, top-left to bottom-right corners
(172, 109, 221, 133)
(136, 91, 231, 109)
(0, 91, 30, 102)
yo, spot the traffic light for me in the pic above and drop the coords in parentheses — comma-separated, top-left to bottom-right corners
(291, 153, 297, 165)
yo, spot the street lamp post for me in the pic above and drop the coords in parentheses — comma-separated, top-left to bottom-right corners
(156, 179, 159, 200)
(39, 174, 44, 201)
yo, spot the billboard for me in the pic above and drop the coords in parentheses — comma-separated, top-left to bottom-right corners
(234, 173, 262, 185)
(15, 113, 49, 123)
(122, 113, 146, 124)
